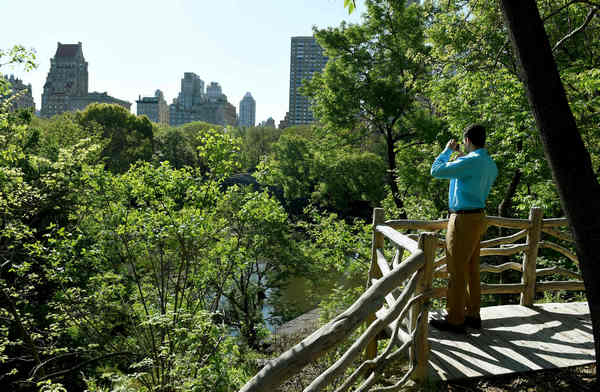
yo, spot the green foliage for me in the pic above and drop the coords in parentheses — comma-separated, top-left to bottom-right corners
(153, 121, 222, 169)
(29, 113, 103, 162)
(256, 133, 314, 202)
(423, 0, 600, 218)
(0, 45, 37, 71)
(256, 129, 387, 218)
(306, 1, 430, 134)
(197, 128, 241, 181)
(238, 126, 282, 172)
(44, 161, 251, 390)
(304, 0, 446, 213)
(343, 0, 356, 14)
(3, 3, 600, 388)
(214, 186, 306, 345)
(0, 96, 104, 391)
(78, 103, 154, 173)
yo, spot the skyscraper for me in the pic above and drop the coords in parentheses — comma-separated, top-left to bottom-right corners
(178, 72, 205, 110)
(239, 92, 256, 127)
(288, 36, 328, 126)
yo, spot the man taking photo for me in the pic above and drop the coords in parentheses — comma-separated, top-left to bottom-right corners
(430, 124, 498, 333)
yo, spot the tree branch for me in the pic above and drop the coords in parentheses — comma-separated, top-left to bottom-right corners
(36, 351, 134, 382)
(552, 7, 598, 52)
(0, 284, 42, 374)
(542, 0, 581, 21)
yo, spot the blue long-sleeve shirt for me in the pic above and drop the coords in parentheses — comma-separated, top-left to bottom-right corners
(431, 147, 498, 211)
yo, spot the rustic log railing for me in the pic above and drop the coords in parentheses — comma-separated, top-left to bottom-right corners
(426, 207, 583, 303)
(239, 207, 582, 392)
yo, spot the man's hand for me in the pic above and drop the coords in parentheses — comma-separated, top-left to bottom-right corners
(446, 139, 459, 151)
(446, 139, 464, 157)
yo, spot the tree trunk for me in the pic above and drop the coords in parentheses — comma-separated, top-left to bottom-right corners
(498, 169, 522, 223)
(385, 128, 406, 218)
(500, 0, 600, 381)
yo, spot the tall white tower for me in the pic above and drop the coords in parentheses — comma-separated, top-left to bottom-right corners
(239, 92, 256, 127)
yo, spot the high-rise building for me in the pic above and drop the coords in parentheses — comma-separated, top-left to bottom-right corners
(41, 42, 130, 117)
(136, 90, 169, 124)
(288, 36, 328, 126)
(178, 72, 205, 110)
(1, 74, 35, 111)
(169, 73, 237, 127)
(239, 92, 256, 127)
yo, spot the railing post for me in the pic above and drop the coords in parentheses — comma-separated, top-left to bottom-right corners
(520, 207, 543, 306)
(412, 232, 436, 382)
(365, 208, 385, 360)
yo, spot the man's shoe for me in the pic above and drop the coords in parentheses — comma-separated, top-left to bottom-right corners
(465, 316, 482, 329)
(429, 318, 466, 334)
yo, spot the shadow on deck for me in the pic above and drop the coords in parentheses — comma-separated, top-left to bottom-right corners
(427, 302, 594, 381)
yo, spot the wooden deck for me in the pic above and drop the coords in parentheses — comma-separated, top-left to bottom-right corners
(427, 302, 594, 380)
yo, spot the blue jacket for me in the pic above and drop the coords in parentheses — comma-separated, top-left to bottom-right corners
(431, 147, 498, 211)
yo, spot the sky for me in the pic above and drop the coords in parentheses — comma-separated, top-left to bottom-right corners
(2, 0, 366, 125)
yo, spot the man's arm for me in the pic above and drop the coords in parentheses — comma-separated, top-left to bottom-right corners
(430, 140, 475, 179)
(431, 153, 476, 179)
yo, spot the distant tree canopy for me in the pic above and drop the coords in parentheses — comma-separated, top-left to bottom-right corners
(77, 103, 154, 172)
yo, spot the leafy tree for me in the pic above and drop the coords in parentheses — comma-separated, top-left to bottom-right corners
(78, 103, 154, 173)
(256, 130, 387, 219)
(0, 110, 103, 391)
(305, 0, 441, 217)
(35, 130, 248, 390)
(213, 186, 306, 347)
(238, 126, 282, 172)
(49, 162, 244, 391)
(0, 45, 36, 71)
(153, 121, 221, 169)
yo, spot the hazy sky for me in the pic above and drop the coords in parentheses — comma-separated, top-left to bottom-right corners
(2, 0, 365, 124)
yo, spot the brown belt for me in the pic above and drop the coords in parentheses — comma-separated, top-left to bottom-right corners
(449, 208, 484, 214)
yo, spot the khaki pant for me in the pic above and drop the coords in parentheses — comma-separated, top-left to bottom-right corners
(445, 212, 487, 325)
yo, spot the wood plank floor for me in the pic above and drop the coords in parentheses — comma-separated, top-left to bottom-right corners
(427, 302, 594, 381)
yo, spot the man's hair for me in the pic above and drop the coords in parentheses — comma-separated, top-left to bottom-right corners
(463, 124, 486, 147)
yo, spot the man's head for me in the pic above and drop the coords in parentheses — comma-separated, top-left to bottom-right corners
(463, 124, 486, 151)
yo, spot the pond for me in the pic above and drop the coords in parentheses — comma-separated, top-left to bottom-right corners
(263, 267, 364, 332)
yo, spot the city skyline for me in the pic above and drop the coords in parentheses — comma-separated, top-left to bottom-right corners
(2, 0, 365, 124)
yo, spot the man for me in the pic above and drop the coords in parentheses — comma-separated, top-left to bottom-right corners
(430, 124, 498, 333)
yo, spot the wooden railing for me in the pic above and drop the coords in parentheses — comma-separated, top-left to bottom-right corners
(421, 207, 583, 303)
(239, 207, 582, 392)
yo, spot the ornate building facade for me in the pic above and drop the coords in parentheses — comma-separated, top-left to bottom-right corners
(41, 42, 130, 117)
